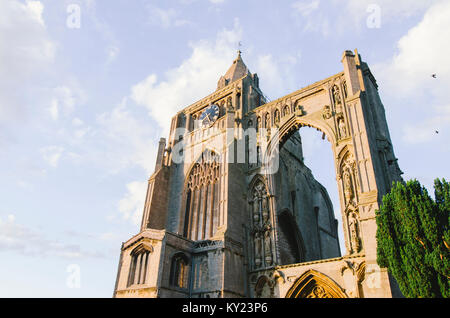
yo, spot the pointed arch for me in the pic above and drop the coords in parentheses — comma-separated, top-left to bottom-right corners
(180, 149, 221, 240)
(127, 242, 153, 287)
(169, 252, 190, 289)
(285, 269, 347, 298)
(255, 275, 274, 298)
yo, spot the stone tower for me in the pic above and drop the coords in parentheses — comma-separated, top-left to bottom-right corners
(113, 50, 403, 298)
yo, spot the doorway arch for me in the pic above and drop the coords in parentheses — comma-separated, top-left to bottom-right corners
(285, 269, 347, 298)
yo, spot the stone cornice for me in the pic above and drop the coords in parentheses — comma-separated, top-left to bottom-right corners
(122, 229, 166, 250)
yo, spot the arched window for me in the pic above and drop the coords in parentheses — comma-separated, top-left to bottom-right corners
(127, 244, 153, 287)
(249, 178, 274, 269)
(183, 150, 221, 240)
(169, 253, 189, 288)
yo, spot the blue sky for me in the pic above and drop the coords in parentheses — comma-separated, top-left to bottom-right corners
(1, 0, 449, 297)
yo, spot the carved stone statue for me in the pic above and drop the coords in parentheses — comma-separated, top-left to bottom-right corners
(274, 110, 280, 125)
(253, 197, 260, 223)
(333, 85, 341, 105)
(338, 117, 347, 138)
(343, 170, 354, 204)
(226, 97, 233, 111)
(264, 231, 272, 266)
(322, 105, 332, 120)
(254, 231, 262, 268)
(349, 214, 361, 253)
(307, 286, 331, 298)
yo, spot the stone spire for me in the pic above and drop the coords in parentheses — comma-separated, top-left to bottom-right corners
(217, 51, 251, 90)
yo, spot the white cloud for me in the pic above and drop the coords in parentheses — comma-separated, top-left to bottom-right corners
(372, 1, 450, 144)
(0, 214, 105, 259)
(345, 0, 439, 23)
(0, 0, 56, 121)
(96, 98, 158, 174)
(72, 117, 84, 126)
(147, 6, 192, 28)
(131, 19, 242, 133)
(40, 145, 64, 168)
(47, 86, 80, 121)
(106, 45, 120, 64)
(292, 0, 320, 16)
(255, 53, 300, 99)
(374, 1, 450, 95)
(291, 0, 330, 36)
(118, 181, 148, 226)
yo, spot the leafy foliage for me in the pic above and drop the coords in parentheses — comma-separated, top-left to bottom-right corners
(376, 178, 449, 297)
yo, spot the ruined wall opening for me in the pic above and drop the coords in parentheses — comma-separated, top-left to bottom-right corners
(274, 125, 344, 262)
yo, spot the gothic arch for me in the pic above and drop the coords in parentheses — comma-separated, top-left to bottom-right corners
(247, 175, 276, 270)
(127, 242, 153, 287)
(169, 252, 190, 289)
(258, 106, 360, 258)
(247, 174, 270, 198)
(179, 149, 221, 240)
(265, 116, 337, 161)
(285, 269, 347, 298)
(130, 242, 154, 255)
(255, 275, 274, 298)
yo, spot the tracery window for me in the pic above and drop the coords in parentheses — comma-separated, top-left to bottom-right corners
(183, 150, 221, 240)
(249, 178, 273, 269)
(169, 253, 189, 288)
(127, 244, 152, 287)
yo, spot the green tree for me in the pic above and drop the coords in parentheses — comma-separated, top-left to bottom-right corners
(376, 178, 449, 297)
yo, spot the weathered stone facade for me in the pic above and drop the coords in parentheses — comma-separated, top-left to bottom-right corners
(113, 50, 403, 298)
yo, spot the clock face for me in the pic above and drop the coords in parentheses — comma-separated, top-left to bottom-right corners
(199, 104, 220, 128)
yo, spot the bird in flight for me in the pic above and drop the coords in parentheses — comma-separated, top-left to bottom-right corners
(432, 74, 437, 78)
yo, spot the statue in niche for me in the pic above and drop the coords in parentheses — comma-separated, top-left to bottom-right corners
(338, 116, 347, 138)
(264, 113, 270, 129)
(253, 195, 260, 224)
(274, 110, 280, 126)
(322, 105, 332, 120)
(262, 197, 270, 225)
(226, 97, 233, 111)
(264, 230, 273, 266)
(333, 85, 341, 105)
(343, 170, 354, 204)
(254, 231, 262, 268)
(261, 195, 268, 210)
(349, 213, 361, 253)
(257, 117, 262, 133)
(295, 103, 304, 116)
